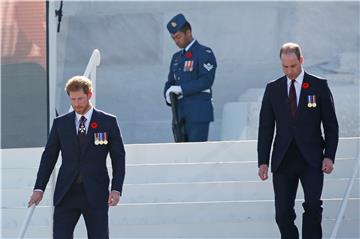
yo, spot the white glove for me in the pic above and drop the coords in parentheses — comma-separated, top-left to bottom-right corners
(166, 94, 171, 104)
(167, 85, 182, 95)
(165, 86, 183, 104)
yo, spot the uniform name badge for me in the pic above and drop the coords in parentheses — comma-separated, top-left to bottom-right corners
(183, 60, 194, 72)
(94, 132, 108, 145)
(307, 95, 317, 108)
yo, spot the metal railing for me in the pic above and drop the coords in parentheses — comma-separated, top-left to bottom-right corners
(330, 154, 360, 239)
(83, 49, 101, 107)
(17, 49, 101, 239)
(18, 205, 36, 239)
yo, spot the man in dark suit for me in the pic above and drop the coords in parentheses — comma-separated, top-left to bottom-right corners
(28, 76, 126, 239)
(164, 13, 217, 142)
(257, 42, 338, 239)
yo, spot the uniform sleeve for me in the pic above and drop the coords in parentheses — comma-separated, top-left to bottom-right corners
(320, 80, 339, 162)
(181, 48, 217, 96)
(257, 84, 275, 167)
(164, 55, 176, 101)
(34, 119, 61, 191)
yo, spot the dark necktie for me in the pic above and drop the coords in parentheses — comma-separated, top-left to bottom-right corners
(76, 116, 86, 184)
(289, 80, 297, 117)
(78, 116, 87, 146)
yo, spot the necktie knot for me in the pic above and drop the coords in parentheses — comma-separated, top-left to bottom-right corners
(80, 116, 86, 124)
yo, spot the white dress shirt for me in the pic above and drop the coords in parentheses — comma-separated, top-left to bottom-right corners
(287, 69, 304, 106)
(75, 107, 93, 134)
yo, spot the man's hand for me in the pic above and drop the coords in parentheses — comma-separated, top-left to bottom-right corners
(28, 191, 44, 207)
(322, 157, 334, 174)
(108, 191, 120, 206)
(258, 164, 269, 181)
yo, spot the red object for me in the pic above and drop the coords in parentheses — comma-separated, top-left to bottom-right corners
(302, 82, 310, 89)
(90, 122, 98, 129)
(185, 52, 192, 58)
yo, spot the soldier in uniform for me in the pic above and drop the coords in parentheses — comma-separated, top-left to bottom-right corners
(164, 13, 217, 142)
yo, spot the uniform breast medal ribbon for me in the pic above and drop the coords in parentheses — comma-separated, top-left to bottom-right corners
(183, 60, 194, 72)
(307, 95, 317, 108)
(94, 132, 108, 145)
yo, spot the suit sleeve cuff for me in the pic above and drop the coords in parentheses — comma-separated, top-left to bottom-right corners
(111, 190, 121, 196)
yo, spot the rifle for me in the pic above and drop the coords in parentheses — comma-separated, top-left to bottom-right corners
(170, 92, 185, 142)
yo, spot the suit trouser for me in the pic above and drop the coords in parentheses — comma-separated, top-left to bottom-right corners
(184, 121, 210, 142)
(53, 180, 109, 239)
(273, 140, 324, 239)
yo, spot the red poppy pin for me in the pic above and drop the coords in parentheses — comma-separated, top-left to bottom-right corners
(302, 82, 310, 89)
(90, 122, 98, 129)
(185, 51, 192, 59)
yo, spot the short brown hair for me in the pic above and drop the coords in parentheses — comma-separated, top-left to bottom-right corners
(279, 42, 302, 60)
(65, 76, 93, 95)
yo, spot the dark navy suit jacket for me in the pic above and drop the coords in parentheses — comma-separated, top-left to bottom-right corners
(34, 108, 126, 207)
(164, 40, 217, 123)
(257, 72, 339, 172)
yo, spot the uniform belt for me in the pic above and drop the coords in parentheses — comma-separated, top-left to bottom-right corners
(202, 89, 211, 93)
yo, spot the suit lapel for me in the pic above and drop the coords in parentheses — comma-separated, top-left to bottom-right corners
(80, 108, 98, 156)
(279, 76, 293, 119)
(66, 111, 80, 150)
(296, 72, 310, 119)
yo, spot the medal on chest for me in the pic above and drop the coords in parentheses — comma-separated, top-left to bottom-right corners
(183, 60, 194, 72)
(307, 95, 317, 108)
(94, 132, 108, 145)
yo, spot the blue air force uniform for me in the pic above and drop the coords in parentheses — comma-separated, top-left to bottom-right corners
(164, 14, 217, 142)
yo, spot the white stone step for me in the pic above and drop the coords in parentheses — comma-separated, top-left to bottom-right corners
(1, 138, 358, 167)
(1, 139, 359, 238)
(2, 213, 359, 238)
(3, 178, 359, 207)
(237, 88, 264, 102)
(3, 198, 359, 229)
(2, 159, 355, 189)
(2, 158, 358, 189)
(3, 220, 359, 238)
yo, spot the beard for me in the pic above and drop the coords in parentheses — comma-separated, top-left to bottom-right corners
(73, 103, 90, 115)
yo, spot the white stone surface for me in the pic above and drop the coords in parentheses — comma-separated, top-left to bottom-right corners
(53, 2, 359, 143)
(2, 179, 359, 208)
(1, 138, 359, 238)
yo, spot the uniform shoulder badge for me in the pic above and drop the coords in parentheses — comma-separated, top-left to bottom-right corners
(205, 49, 212, 54)
(203, 62, 214, 71)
